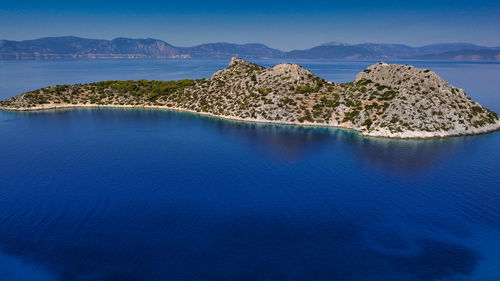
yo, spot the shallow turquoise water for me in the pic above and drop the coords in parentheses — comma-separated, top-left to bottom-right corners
(0, 60, 500, 281)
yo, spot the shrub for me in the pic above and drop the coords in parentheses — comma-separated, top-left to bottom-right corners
(362, 118, 373, 128)
(296, 84, 314, 94)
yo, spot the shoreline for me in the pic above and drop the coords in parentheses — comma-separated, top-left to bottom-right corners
(2, 103, 499, 140)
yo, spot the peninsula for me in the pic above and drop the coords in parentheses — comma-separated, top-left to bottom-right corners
(1, 57, 499, 139)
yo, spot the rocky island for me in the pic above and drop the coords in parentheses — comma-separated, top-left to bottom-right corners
(1, 57, 499, 139)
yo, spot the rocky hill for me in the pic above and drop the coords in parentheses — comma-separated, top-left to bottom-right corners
(1, 58, 499, 139)
(353, 63, 499, 137)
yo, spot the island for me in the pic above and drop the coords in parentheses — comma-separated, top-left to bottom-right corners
(1, 57, 499, 139)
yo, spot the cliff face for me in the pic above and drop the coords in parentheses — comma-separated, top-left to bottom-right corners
(1, 58, 499, 139)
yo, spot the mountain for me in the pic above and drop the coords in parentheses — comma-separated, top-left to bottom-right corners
(0, 36, 499, 60)
(414, 43, 487, 55)
(285, 42, 498, 60)
(178, 42, 283, 59)
(0, 36, 184, 59)
(2, 57, 499, 139)
(356, 43, 417, 58)
(284, 45, 376, 59)
(0, 37, 282, 60)
(414, 49, 500, 61)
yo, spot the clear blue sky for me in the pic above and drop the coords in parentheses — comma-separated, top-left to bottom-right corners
(1, 0, 499, 50)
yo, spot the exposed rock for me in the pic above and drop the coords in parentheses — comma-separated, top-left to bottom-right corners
(353, 62, 499, 137)
(1, 58, 499, 139)
(230, 57, 254, 67)
(269, 63, 314, 82)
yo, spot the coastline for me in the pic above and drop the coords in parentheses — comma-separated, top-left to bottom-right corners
(2, 103, 499, 140)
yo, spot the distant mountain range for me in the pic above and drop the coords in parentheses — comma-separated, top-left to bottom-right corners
(0, 36, 499, 61)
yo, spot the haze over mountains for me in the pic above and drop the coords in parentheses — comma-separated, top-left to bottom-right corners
(0, 36, 499, 61)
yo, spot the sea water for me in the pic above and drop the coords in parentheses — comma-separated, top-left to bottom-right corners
(0, 59, 500, 280)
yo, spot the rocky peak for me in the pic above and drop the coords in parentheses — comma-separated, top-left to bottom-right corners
(212, 57, 264, 79)
(229, 57, 255, 67)
(211, 58, 319, 86)
(269, 63, 314, 81)
(355, 62, 454, 94)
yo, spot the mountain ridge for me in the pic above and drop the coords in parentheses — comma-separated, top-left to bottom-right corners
(0, 36, 499, 60)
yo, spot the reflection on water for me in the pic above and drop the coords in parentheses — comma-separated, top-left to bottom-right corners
(347, 136, 471, 173)
(190, 112, 473, 172)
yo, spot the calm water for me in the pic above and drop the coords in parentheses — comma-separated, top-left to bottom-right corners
(1, 59, 500, 281)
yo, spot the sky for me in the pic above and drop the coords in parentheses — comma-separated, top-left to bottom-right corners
(1, 0, 499, 50)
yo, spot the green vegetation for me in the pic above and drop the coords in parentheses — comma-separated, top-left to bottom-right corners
(295, 84, 315, 94)
(378, 90, 398, 101)
(362, 118, 373, 128)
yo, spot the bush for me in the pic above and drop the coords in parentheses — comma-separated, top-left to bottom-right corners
(362, 118, 373, 128)
(296, 84, 314, 94)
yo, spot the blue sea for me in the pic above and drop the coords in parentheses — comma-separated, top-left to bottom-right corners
(1, 59, 500, 281)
